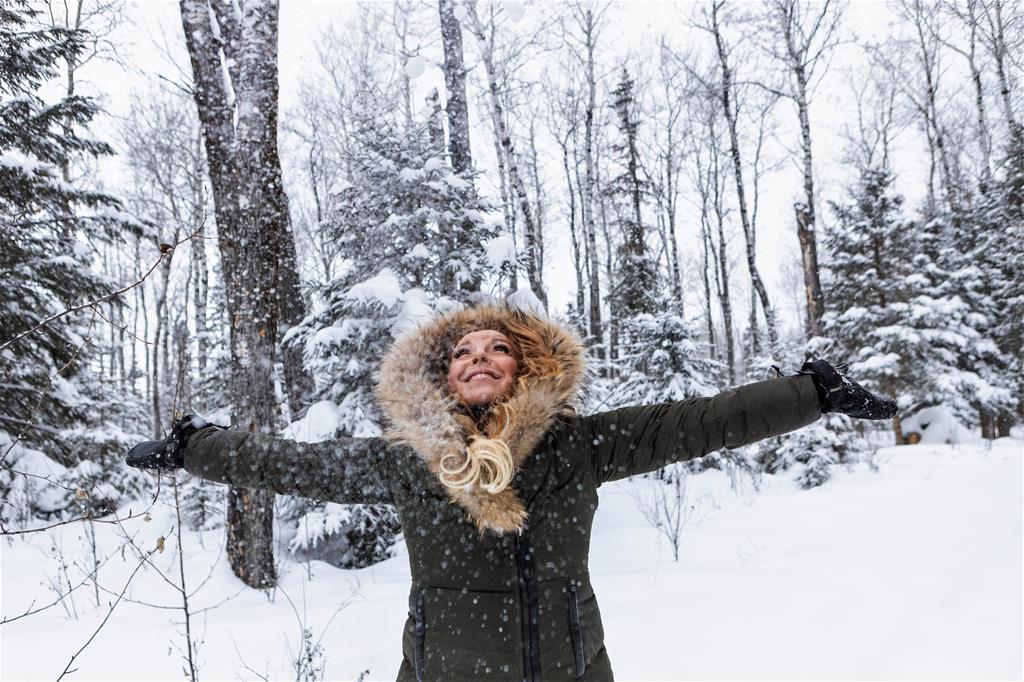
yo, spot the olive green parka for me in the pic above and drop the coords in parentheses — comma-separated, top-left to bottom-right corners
(182, 304, 822, 681)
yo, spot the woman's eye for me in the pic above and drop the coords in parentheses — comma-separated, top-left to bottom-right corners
(454, 348, 468, 358)
(494, 344, 509, 353)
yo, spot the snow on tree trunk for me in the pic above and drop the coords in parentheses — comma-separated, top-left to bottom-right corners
(438, 0, 473, 175)
(180, 0, 313, 589)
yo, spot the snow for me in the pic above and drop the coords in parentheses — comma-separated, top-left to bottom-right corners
(403, 55, 425, 79)
(506, 287, 545, 315)
(901, 405, 981, 446)
(2, 439, 1019, 680)
(389, 287, 434, 339)
(281, 399, 342, 443)
(343, 268, 403, 308)
(484, 232, 516, 269)
(407, 242, 430, 259)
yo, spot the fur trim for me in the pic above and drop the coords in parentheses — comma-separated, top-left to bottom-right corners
(374, 303, 587, 535)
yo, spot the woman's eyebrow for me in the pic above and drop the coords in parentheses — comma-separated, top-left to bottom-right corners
(454, 337, 507, 351)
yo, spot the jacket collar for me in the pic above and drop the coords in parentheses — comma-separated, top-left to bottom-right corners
(374, 303, 587, 535)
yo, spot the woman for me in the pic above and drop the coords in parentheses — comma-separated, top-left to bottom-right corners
(126, 303, 896, 681)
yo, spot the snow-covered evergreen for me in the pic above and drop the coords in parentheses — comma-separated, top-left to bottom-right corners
(0, 1, 142, 457)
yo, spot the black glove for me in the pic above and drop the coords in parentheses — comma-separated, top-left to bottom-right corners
(797, 359, 898, 420)
(125, 414, 224, 471)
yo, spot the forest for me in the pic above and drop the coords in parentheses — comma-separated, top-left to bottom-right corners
(1, 0, 1022, 679)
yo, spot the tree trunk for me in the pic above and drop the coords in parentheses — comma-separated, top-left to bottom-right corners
(561, 132, 586, 320)
(700, 219, 717, 362)
(438, 0, 473, 175)
(181, 0, 311, 589)
(581, 8, 603, 367)
(191, 139, 209, 374)
(710, 2, 779, 359)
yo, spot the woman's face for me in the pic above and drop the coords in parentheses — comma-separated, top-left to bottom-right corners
(446, 329, 519, 406)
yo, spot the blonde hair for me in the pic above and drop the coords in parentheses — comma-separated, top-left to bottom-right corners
(437, 311, 561, 495)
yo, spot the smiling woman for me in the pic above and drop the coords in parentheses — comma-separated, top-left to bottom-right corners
(125, 303, 898, 681)
(446, 330, 520, 406)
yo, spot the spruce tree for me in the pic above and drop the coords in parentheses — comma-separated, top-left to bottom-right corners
(0, 1, 138, 454)
(607, 67, 659, 319)
(281, 115, 497, 568)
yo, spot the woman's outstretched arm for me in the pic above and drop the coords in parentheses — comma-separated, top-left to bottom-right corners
(182, 427, 395, 505)
(127, 417, 395, 505)
(578, 374, 822, 486)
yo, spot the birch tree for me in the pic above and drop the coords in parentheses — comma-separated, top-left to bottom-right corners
(464, 0, 548, 306)
(701, 0, 781, 360)
(757, 0, 843, 339)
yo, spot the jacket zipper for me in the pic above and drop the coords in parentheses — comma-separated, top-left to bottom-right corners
(566, 579, 586, 678)
(412, 588, 426, 682)
(513, 530, 542, 681)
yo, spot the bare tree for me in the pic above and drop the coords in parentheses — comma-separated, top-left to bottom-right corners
(629, 466, 716, 562)
(975, 0, 1020, 134)
(699, 0, 781, 360)
(757, 0, 844, 339)
(562, 1, 611, 366)
(464, 0, 548, 307)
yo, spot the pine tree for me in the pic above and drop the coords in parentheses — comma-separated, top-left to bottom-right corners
(822, 166, 1015, 440)
(607, 67, 659, 319)
(607, 313, 718, 408)
(0, 1, 139, 455)
(987, 125, 1024, 433)
(281, 116, 497, 567)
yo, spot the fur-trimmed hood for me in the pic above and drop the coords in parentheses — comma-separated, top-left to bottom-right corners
(374, 303, 588, 536)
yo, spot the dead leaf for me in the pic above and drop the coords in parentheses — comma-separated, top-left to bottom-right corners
(159, 243, 174, 254)
(74, 488, 88, 500)
(143, 514, 152, 522)
(156, 536, 165, 553)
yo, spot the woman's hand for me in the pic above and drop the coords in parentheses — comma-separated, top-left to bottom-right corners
(125, 415, 223, 472)
(797, 359, 898, 420)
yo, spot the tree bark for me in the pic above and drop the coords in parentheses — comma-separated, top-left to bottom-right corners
(181, 0, 312, 589)
(438, 0, 473, 174)
(710, 1, 779, 359)
(581, 7, 604, 366)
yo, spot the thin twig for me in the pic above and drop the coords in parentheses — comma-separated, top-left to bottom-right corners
(0, 227, 203, 354)
(56, 548, 156, 681)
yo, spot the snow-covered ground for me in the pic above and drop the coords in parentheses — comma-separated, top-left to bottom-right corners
(3, 439, 1021, 681)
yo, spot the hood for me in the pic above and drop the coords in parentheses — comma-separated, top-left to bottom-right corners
(374, 303, 588, 536)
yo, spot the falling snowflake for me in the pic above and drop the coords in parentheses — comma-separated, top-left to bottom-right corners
(404, 55, 425, 79)
(505, 1, 525, 22)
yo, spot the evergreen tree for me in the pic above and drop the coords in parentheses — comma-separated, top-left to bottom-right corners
(607, 312, 718, 407)
(607, 67, 659, 318)
(289, 116, 497, 428)
(0, 1, 140, 455)
(822, 166, 1015, 439)
(987, 125, 1024, 432)
(281, 115, 498, 568)
(821, 168, 919, 411)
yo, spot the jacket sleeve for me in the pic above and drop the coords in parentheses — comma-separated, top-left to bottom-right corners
(182, 427, 395, 505)
(579, 374, 822, 486)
